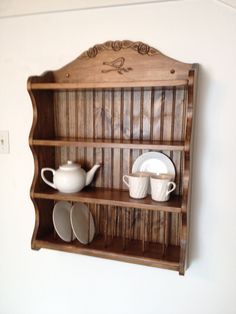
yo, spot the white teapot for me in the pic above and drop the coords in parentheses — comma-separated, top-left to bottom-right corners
(41, 161, 100, 193)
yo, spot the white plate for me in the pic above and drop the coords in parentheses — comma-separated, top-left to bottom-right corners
(70, 202, 95, 245)
(132, 152, 175, 178)
(53, 201, 75, 242)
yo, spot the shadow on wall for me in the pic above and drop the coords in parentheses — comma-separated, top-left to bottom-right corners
(188, 65, 222, 275)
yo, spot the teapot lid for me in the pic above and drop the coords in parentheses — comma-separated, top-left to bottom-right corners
(60, 160, 81, 171)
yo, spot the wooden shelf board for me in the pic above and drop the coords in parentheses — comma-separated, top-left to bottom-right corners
(32, 187, 182, 212)
(30, 80, 188, 90)
(31, 138, 185, 151)
(33, 234, 180, 271)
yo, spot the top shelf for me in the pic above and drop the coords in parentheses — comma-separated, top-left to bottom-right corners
(30, 138, 186, 151)
(29, 80, 188, 90)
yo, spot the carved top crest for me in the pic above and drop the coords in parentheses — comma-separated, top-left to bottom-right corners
(78, 40, 160, 59)
(49, 40, 194, 84)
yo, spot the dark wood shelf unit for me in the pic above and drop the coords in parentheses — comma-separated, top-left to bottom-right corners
(28, 40, 198, 275)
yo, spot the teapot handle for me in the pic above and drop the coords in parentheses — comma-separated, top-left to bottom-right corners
(41, 168, 56, 189)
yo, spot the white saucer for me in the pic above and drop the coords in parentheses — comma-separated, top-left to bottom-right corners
(53, 201, 75, 242)
(132, 152, 176, 178)
(70, 202, 95, 245)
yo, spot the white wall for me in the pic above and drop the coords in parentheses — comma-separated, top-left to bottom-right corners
(0, 1, 236, 313)
(0, 0, 180, 18)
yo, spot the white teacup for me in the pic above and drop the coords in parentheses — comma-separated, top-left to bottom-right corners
(123, 173, 149, 199)
(150, 174, 176, 202)
(133, 171, 156, 194)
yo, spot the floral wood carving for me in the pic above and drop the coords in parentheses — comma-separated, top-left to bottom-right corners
(101, 57, 133, 75)
(79, 40, 160, 59)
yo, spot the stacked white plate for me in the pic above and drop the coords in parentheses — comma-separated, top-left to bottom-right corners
(52, 201, 95, 244)
(132, 152, 175, 177)
(132, 152, 176, 194)
(70, 202, 95, 245)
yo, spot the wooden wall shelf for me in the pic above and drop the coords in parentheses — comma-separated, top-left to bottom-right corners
(29, 80, 188, 90)
(32, 187, 182, 212)
(28, 40, 198, 275)
(31, 138, 185, 151)
(33, 235, 180, 271)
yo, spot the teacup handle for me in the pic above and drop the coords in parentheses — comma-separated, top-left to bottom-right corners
(122, 175, 130, 188)
(166, 182, 176, 196)
(41, 168, 56, 189)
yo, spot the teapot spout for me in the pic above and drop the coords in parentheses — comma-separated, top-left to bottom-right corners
(85, 164, 101, 186)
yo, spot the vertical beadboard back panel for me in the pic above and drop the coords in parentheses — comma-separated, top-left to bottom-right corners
(53, 87, 186, 193)
(50, 87, 187, 247)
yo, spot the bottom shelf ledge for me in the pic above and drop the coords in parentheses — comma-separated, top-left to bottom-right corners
(33, 234, 180, 272)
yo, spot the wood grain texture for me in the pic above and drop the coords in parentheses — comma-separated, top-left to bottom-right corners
(34, 233, 180, 271)
(179, 66, 198, 275)
(31, 138, 185, 150)
(28, 40, 198, 274)
(37, 88, 187, 193)
(53, 41, 192, 84)
(27, 79, 56, 245)
(30, 80, 188, 89)
(32, 187, 182, 212)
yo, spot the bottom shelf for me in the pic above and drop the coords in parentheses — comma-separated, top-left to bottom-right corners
(33, 234, 180, 271)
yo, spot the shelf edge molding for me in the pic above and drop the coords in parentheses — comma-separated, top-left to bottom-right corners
(29, 80, 188, 90)
(30, 138, 185, 151)
(33, 237, 180, 271)
(32, 188, 182, 213)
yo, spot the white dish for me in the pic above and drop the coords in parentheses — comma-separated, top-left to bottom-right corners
(53, 201, 75, 242)
(70, 202, 95, 245)
(132, 152, 175, 178)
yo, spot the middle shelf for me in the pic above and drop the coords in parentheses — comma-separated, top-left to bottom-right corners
(32, 187, 182, 213)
